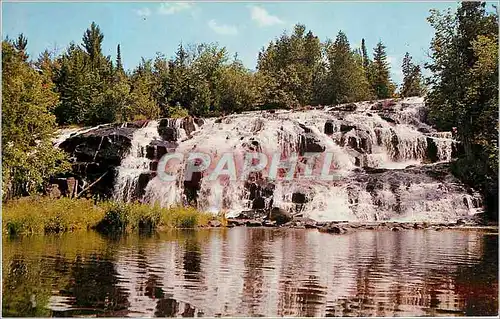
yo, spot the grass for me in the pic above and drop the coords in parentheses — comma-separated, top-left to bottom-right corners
(3, 197, 224, 236)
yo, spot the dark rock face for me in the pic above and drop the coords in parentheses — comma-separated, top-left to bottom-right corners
(269, 207, 292, 225)
(59, 125, 136, 198)
(324, 121, 334, 135)
(426, 137, 439, 163)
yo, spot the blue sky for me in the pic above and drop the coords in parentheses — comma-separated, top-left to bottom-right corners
(3, 1, 468, 84)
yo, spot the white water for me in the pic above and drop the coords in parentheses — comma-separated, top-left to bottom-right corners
(70, 97, 481, 222)
(113, 121, 161, 202)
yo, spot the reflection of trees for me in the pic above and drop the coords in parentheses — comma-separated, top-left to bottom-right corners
(61, 252, 129, 314)
(2, 255, 52, 317)
(454, 234, 498, 316)
(239, 228, 274, 316)
(3, 229, 498, 317)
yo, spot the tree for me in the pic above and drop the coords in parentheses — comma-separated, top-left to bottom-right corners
(323, 31, 373, 104)
(361, 38, 370, 71)
(426, 2, 498, 218)
(116, 44, 123, 72)
(82, 22, 104, 67)
(2, 41, 69, 199)
(371, 41, 395, 98)
(13, 33, 28, 61)
(401, 52, 424, 97)
(256, 24, 322, 108)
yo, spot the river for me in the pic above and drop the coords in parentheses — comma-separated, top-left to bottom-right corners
(2, 228, 497, 317)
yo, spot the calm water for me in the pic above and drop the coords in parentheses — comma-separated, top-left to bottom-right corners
(2, 228, 498, 317)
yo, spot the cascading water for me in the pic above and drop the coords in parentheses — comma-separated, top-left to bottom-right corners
(62, 97, 482, 222)
(113, 121, 161, 202)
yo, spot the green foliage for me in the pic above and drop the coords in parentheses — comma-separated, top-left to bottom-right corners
(3, 197, 219, 235)
(425, 2, 498, 218)
(2, 40, 70, 199)
(370, 41, 396, 98)
(166, 104, 190, 118)
(322, 31, 374, 104)
(257, 24, 322, 108)
(401, 52, 425, 97)
(3, 197, 104, 235)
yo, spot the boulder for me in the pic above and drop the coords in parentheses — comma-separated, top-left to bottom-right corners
(269, 207, 292, 225)
(246, 220, 263, 227)
(208, 220, 222, 228)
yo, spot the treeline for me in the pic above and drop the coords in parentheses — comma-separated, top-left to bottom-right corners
(4, 22, 424, 127)
(425, 2, 498, 218)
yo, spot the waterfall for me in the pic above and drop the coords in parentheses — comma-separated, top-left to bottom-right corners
(60, 97, 482, 222)
(113, 121, 160, 202)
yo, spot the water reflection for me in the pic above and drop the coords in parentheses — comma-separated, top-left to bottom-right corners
(2, 228, 498, 317)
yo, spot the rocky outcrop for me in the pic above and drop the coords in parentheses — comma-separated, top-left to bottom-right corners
(59, 125, 137, 198)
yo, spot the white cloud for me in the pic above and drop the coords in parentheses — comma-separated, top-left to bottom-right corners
(135, 7, 151, 17)
(158, 2, 193, 15)
(249, 5, 284, 27)
(208, 20, 238, 35)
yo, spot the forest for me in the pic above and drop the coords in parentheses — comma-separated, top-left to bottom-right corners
(2, 2, 498, 218)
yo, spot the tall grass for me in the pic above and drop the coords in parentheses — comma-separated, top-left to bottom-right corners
(3, 197, 222, 236)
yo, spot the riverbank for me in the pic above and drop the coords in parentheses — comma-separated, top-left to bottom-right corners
(2, 197, 224, 236)
(3, 197, 497, 237)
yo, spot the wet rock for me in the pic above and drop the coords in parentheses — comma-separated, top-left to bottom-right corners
(193, 117, 204, 127)
(181, 117, 196, 136)
(299, 134, 326, 155)
(319, 225, 347, 234)
(158, 125, 177, 141)
(137, 173, 154, 198)
(292, 192, 307, 204)
(226, 223, 235, 228)
(380, 115, 397, 124)
(340, 124, 356, 133)
(391, 227, 401, 231)
(456, 218, 466, 225)
(269, 207, 292, 225)
(252, 197, 266, 210)
(263, 220, 277, 227)
(246, 220, 263, 227)
(227, 219, 245, 226)
(426, 137, 439, 163)
(324, 121, 335, 135)
(208, 220, 222, 228)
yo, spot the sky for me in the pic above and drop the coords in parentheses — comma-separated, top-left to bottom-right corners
(2, 1, 468, 84)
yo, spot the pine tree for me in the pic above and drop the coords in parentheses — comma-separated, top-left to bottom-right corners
(401, 52, 424, 97)
(13, 33, 28, 61)
(361, 38, 369, 70)
(323, 31, 373, 104)
(82, 22, 104, 67)
(371, 41, 394, 98)
(116, 44, 123, 72)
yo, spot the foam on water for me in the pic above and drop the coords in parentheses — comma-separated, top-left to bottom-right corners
(96, 97, 481, 222)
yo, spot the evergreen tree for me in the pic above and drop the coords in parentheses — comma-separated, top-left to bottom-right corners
(426, 2, 498, 217)
(13, 33, 29, 61)
(361, 38, 369, 70)
(401, 52, 424, 97)
(371, 41, 395, 98)
(82, 22, 104, 67)
(116, 44, 123, 72)
(324, 31, 373, 104)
